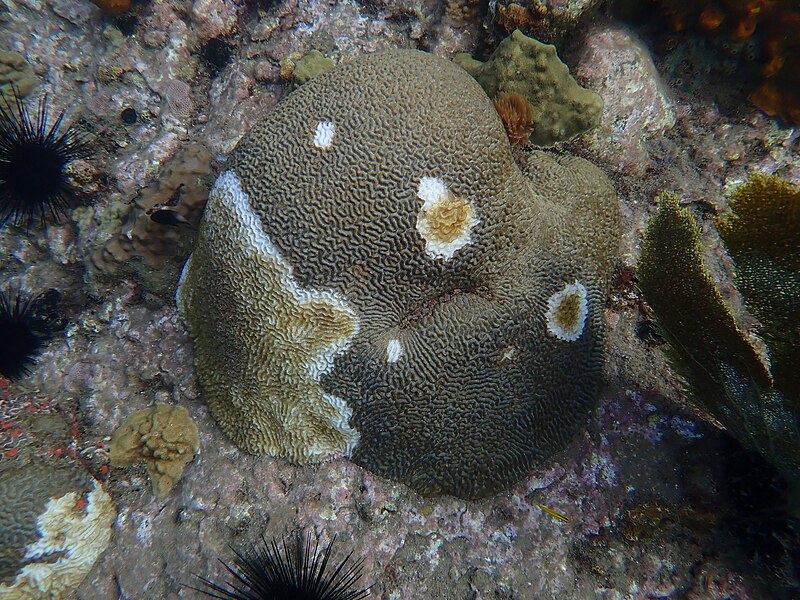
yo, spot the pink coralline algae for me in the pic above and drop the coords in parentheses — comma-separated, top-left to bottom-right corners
(574, 25, 677, 176)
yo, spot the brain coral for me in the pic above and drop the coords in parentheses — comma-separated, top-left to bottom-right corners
(0, 461, 115, 598)
(178, 50, 620, 499)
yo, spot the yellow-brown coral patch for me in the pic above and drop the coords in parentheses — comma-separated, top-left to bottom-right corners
(416, 177, 478, 260)
(110, 404, 200, 499)
(422, 193, 473, 244)
(545, 281, 589, 342)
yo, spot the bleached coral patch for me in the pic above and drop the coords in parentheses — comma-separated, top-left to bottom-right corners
(415, 176, 478, 260)
(386, 338, 404, 363)
(179, 170, 360, 462)
(545, 281, 588, 342)
(313, 120, 336, 148)
(1, 479, 115, 599)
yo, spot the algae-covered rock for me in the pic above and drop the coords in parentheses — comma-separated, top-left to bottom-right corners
(110, 404, 200, 499)
(454, 29, 603, 146)
(178, 49, 620, 499)
(638, 184, 800, 504)
(90, 142, 214, 296)
(291, 49, 335, 88)
(0, 50, 38, 102)
(491, 0, 602, 41)
(0, 462, 115, 598)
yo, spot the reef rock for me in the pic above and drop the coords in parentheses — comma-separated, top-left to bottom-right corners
(178, 49, 620, 499)
(90, 142, 215, 295)
(574, 25, 676, 176)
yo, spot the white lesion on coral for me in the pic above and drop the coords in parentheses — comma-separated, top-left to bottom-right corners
(415, 176, 479, 261)
(501, 345, 518, 361)
(207, 171, 360, 383)
(545, 280, 589, 342)
(175, 253, 192, 319)
(386, 338, 404, 363)
(181, 170, 361, 460)
(1, 479, 115, 597)
(315, 393, 359, 455)
(313, 120, 336, 148)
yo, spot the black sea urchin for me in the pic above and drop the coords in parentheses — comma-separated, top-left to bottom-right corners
(0, 89, 92, 229)
(194, 532, 370, 600)
(0, 290, 49, 381)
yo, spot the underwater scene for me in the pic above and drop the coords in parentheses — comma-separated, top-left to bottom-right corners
(0, 0, 799, 598)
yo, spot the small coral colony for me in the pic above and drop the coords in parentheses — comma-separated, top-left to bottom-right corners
(1, 0, 799, 597)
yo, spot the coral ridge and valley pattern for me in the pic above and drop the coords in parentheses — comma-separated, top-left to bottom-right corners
(178, 49, 620, 499)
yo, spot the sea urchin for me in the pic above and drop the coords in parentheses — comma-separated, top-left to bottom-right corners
(0, 89, 92, 229)
(194, 532, 370, 600)
(0, 290, 49, 381)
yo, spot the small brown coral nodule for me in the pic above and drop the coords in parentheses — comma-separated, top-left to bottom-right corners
(493, 92, 535, 146)
(109, 404, 200, 499)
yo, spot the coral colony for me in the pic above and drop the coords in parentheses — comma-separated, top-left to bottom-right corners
(639, 175, 800, 510)
(177, 49, 620, 499)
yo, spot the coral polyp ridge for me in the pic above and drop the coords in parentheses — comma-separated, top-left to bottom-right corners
(0, 88, 92, 229)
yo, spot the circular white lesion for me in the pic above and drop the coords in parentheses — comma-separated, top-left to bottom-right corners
(545, 281, 589, 342)
(501, 345, 518, 361)
(386, 338, 404, 363)
(415, 176, 478, 261)
(313, 121, 335, 148)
